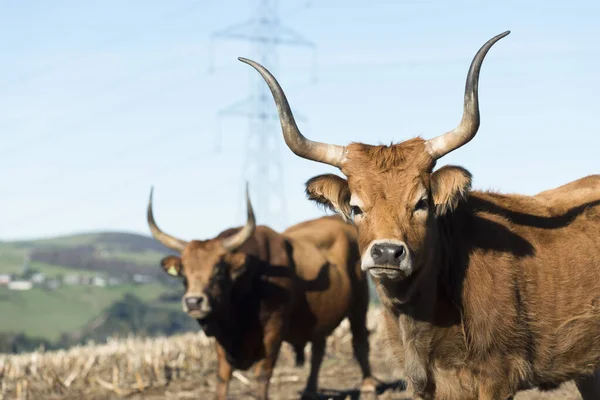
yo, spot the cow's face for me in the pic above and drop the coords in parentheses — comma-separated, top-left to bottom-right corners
(241, 31, 508, 301)
(160, 239, 251, 320)
(305, 141, 471, 287)
(147, 184, 256, 323)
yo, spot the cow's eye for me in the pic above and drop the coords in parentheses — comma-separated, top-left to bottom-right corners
(350, 205, 363, 218)
(415, 198, 428, 211)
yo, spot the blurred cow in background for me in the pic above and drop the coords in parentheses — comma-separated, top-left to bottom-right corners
(147, 185, 377, 400)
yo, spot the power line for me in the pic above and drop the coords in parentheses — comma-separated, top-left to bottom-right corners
(1, 148, 224, 233)
(0, 51, 193, 131)
(102, 174, 239, 229)
(0, 128, 209, 198)
(210, 0, 316, 231)
(0, 70, 196, 161)
(0, 0, 207, 92)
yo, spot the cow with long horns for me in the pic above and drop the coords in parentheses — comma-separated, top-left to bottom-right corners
(147, 185, 377, 400)
(241, 31, 600, 399)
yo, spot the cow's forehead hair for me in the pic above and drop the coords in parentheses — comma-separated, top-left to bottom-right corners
(180, 240, 224, 273)
(182, 239, 217, 255)
(343, 138, 435, 204)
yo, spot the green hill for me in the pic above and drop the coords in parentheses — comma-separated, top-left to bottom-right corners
(60, 293, 199, 346)
(0, 231, 184, 346)
(0, 231, 174, 275)
(9, 231, 172, 251)
(0, 283, 172, 341)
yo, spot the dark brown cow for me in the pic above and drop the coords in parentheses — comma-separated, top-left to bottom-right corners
(241, 31, 600, 399)
(147, 185, 377, 400)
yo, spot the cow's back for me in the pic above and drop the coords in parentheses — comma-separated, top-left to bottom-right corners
(282, 216, 364, 341)
(535, 174, 600, 213)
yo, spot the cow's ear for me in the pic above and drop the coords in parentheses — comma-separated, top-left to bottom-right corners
(160, 255, 183, 277)
(305, 174, 351, 221)
(430, 165, 472, 216)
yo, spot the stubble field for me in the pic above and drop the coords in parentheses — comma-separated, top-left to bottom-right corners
(0, 308, 580, 399)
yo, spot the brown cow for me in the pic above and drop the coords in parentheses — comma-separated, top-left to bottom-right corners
(241, 31, 600, 399)
(146, 185, 377, 400)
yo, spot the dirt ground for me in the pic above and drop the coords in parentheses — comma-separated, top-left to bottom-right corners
(2, 309, 583, 399)
(5, 344, 583, 400)
(128, 357, 581, 400)
(126, 343, 582, 400)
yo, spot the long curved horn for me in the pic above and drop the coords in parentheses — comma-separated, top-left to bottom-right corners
(147, 187, 188, 252)
(425, 31, 510, 160)
(238, 57, 347, 168)
(221, 183, 256, 252)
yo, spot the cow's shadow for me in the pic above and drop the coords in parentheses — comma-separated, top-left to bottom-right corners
(299, 379, 407, 400)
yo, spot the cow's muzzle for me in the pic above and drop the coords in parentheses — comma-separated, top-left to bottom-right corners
(371, 242, 406, 266)
(182, 294, 212, 319)
(362, 239, 412, 280)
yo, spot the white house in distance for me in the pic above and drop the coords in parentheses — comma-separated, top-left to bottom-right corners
(93, 277, 107, 287)
(8, 280, 33, 291)
(63, 274, 80, 285)
(133, 274, 153, 284)
(0, 274, 11, 285)
(31, 272, 46, 284)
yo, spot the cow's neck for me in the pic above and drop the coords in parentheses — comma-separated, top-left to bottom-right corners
(375, 214, 464, 393)
(375, 276, 436, 394)
(201, 264, 270, 367)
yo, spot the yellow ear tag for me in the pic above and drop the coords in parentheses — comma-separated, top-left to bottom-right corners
(167, 266, 179, 276)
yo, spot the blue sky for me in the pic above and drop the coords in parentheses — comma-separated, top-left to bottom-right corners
(0, 0, 599, 241)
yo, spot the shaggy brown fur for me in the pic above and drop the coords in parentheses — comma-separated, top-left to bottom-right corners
(156, 215, 376, 400)
(303, 138, 600, 399)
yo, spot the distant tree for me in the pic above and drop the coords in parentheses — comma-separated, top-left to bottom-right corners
(0, 332, 53, 354)
(20, 267, 40, 280)
(61, 293, 199, 348)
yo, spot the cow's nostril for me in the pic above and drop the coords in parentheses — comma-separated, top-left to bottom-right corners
(185, 297, 203, 310)
(393, 246, 405, 260)
(371, 245, 383, 260)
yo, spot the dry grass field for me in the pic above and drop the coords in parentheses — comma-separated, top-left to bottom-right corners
(0, 308, 581, 399)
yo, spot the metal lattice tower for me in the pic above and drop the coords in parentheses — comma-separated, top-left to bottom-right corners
(210, 0, 315, 230)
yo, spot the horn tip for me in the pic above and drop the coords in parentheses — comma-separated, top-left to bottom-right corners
(494, 31, 511, 40)
(245, 183, 255, 218)
(238, 57, 263, 72)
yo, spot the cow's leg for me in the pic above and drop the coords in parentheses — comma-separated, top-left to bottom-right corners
(303, 337, 326, 396)
(253, 352, 280, 400)
(215, 343, 233, 400)
(576, 368, 600, 400)
(253, 337, 283, 399)
(348, 297, 378, 393)
(293, 342, 306, 367)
